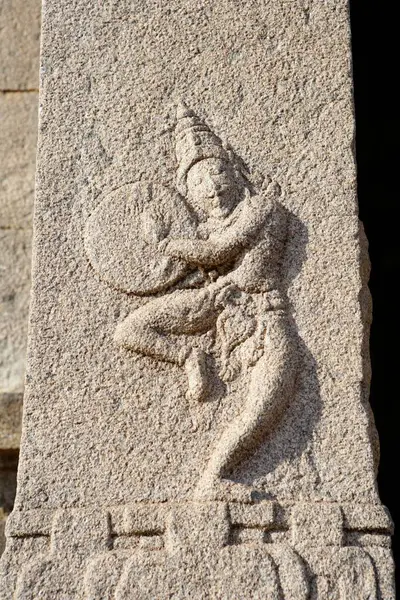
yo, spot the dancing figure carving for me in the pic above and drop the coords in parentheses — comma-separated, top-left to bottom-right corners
(85, 102, 298, 501)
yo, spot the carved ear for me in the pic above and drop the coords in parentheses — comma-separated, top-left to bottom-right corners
(264, 180, 282, 201)
(255, 173, 284, 203)
(223, 142, 256, 193)
(224, 143, 250, 176)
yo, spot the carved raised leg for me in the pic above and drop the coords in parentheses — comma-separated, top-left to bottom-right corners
(114, 288, 218, 366)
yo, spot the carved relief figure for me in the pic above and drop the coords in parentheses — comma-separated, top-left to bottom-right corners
(109, 102, 298, 502)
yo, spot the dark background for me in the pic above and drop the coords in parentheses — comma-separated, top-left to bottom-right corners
(350, 0, 399, 585)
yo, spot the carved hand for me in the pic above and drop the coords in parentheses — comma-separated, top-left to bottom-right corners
(158, 237, 196, 258)
(158, 237, 223, 266)
(214, 283, 241, 309)
(141, 209, 169, 244)
(162, 238, 195, 257)
(158, 238, 170, 253)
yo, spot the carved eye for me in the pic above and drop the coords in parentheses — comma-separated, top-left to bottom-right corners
(213, 167, 224, 176)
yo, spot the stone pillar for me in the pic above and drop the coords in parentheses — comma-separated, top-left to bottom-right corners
(0, 0, 41, 555)
(0, 1, 394, 598)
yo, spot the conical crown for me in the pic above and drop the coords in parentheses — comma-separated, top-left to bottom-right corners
(175, 101, 229, 195)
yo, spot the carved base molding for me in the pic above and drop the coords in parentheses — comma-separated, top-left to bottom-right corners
(0, 501, 394, 599)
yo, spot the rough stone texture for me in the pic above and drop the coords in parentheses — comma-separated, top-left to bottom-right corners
(0, 395, 22, 450)
(0, 0, 394, 597)
(0, 6, 40, 554)
(0, 0, 41, 90)
(0, 391, 20, 554)
(0, 228, 33, 396)
(0, 229, 31, 393)
(0, 93, 38, 230)
(0, 94, 37, 557)
(0, 93, 37, 400)
(0, 512, 4, 556)
(0, 90, 37, 411)
(0, 452, 20, 554)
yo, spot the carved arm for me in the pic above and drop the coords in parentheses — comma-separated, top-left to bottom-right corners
(161, 195, 273, 267)
(161, 238, 236, 266)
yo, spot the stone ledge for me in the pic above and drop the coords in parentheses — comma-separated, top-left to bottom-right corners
(6, 501, 393, 539)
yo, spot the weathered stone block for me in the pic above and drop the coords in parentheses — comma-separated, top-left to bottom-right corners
(0, 93, 38, 229)
(0, 93, 37, 399)
(0, 394, 22, 450)
(291, 502, 344, 547)
(0, 231, 32, 396)
(0, 0, 41, 90)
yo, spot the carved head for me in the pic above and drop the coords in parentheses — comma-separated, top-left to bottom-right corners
(186, 157, 240, 219)
(175, 102, 245, 218)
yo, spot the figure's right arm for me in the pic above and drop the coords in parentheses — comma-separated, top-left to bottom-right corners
(159, 237, 226, 267)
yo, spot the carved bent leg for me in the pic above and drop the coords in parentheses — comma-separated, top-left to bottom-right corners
(114, 288, 219, 400)
(194, 311, 298, 502)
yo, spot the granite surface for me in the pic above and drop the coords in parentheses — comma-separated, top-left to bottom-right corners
(0, 0, 394, 597)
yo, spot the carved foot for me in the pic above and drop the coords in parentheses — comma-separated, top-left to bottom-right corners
(185, 348, 208, 403)
(194, 477, 254, 504)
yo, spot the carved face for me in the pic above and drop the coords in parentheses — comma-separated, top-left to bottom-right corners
(186, 158, 240, 219)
